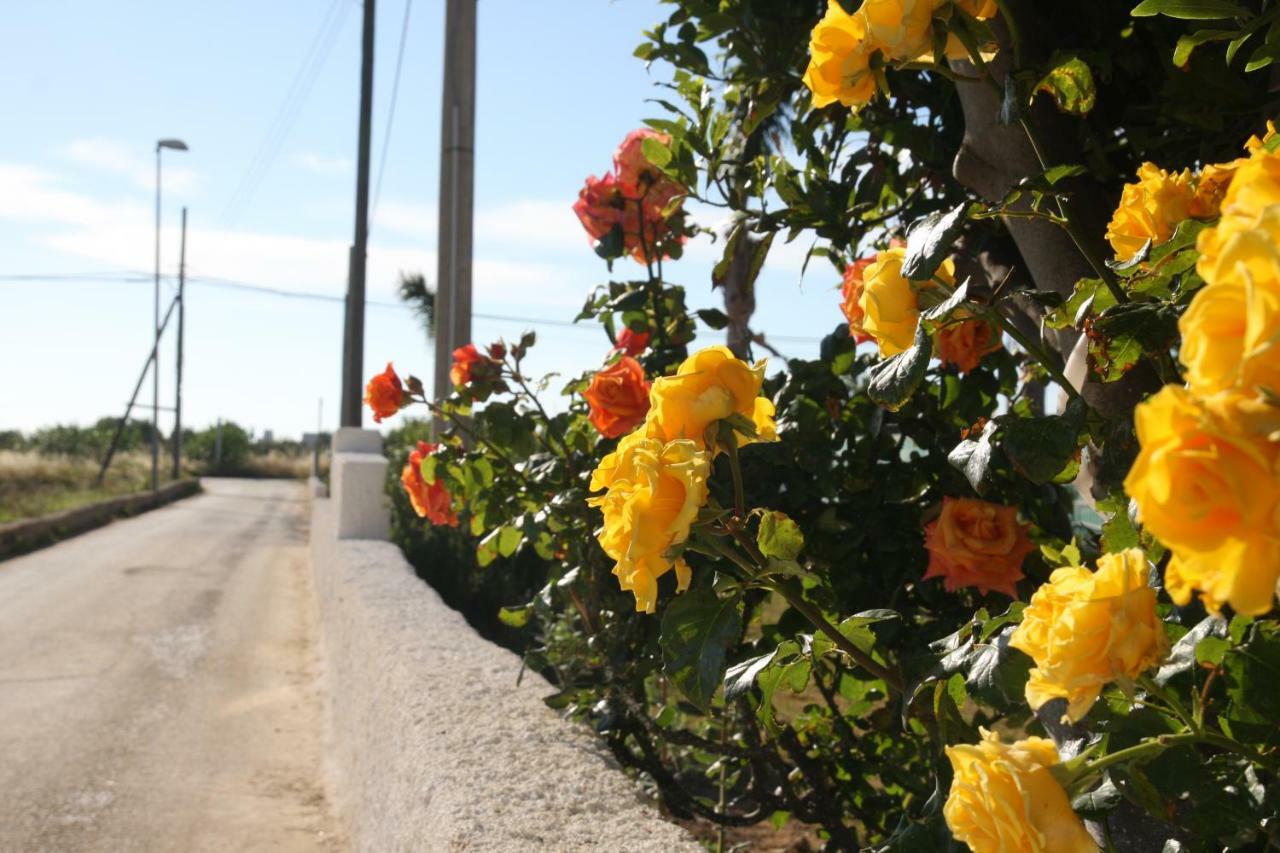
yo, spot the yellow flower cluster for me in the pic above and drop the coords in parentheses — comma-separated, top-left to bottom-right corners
(1106, 122, 1279, 263)
(588, 346, 778, 613)
(1126, 129, 1280, 616)
(803, 0, 997, 112)
(860, 246, 956, 356)
(1011, 549, 1167, 722)
(944, 729, 1098, 853)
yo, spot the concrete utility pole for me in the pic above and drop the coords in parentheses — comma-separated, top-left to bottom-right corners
(433, 0, 477, 405)
(340, 0, 376, 427)
(172, 207, 188, 479)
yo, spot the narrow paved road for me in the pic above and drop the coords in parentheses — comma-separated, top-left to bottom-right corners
(0, 479, 342, 852)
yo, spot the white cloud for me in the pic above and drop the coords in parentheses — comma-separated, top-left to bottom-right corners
(62, 137, 199, 194)
(293, 152, 352, 176)
(0, 161, 589, 309)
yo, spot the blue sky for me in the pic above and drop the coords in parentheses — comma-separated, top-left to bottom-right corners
(1, 0, 837, 439)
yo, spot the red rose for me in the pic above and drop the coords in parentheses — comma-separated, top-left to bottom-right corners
(614, 327, 651, 357)
(364, 362, 405, 423)
(450, 344, 484, 387)
(401, 441, 458, 527)
(584, 356, 651, 438)
(839, 257, 876, 344)
(613, 128, 671, 199)
(935, 315, 1002, 373)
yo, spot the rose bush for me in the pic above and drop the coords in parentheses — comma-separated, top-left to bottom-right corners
(375, 2, 1280, 849)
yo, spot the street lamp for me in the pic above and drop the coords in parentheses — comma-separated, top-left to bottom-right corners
(153, 138, 188, 490)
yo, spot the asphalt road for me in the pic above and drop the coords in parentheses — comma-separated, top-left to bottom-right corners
(0, 478, 342, 852)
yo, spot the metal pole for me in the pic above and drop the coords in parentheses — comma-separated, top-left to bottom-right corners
(97, 294, 182, 485)
(434, 0, 477, 414)
(152, 145, 162, 489)
(341, 0, 376, 428)
(172, 207, 187, 479)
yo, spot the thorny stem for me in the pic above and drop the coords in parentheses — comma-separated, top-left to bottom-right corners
(766, 578, 904, 694)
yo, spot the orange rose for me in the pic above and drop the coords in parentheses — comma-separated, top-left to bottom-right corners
(935, 315, 1002, 373)
(923, 497, 1035, 597)
(364, 362, 406, 423)
(839, 257, 876, 343)
(614, 327, 651, 357)
(585, 356, 651, 438)
(401, 441, 458, 527)
(450, 344, 485, 387)
(613, 128, 671, 199)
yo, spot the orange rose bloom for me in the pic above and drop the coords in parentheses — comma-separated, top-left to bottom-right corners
(364, 362, 405, 423)
(450, 344, 485, 387)
(401, 441, 458, 527)
(935, 315, 1002, 373)
(923, 497, 1035, 597)
(585, 356, 651, 438)
(614, 327, 651, 357)
(839, 257, 876, 343)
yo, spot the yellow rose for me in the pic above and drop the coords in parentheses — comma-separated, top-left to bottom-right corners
(1105, 163, 1195, 263)
(1197, 146, 1280, 281)
(803, 1, 878, 110)
(1010, 549, 1167, 723)
(1124, 386, 1280, 615)
(1181, 208, 1280, 397)
(645, 345, 777, 447)
(1190, 160, 1238, 219)
(944, 729, 1098, 853)
(588, 432, 711, 613)
(954, 0, 998, 18)
(859, 246, 955, 357)
(860, 0, 935, 61)
(1245, 120, 1278, 154)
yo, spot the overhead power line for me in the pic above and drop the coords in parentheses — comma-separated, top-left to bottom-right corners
(370, 0, 413, 229)
(220, 0, 352, 226)
(1, 271, 825, 343)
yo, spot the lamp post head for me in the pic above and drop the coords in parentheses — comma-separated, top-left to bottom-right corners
(157, 139, 189, 152)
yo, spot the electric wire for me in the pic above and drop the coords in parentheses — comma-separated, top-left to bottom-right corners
(220, 0, 351, 226)
(370, 0, 413, 230)
(1, 272, 824, 343)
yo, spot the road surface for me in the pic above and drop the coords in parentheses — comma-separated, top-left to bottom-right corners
(0, 478, 342, 852)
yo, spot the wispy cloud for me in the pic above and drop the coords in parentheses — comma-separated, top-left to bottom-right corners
(0, 161, 590, 309)
(293, 151, 352, 176)
(62, 137, 199, 194)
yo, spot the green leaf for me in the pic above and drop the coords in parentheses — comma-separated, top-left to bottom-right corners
(1130, 0, 1249, 19)
(641, 136, 673, 169)
(1173, 29, 1236, 66)
(1045, 277, 1118, 330)
(1155, 616, 1227, 685)
(920, 281, 972, 327)
(497, 605, 532, 628)
(1034, 55, 1097, 116)
(901, 204, 970, 282)
(965, 627, 1033, 709)
(724, 650, 777, 702)
(948, 419, 999, 493)
(660, 587, 744, 711)
(696, 308, 730, 330)
(757, 510, 804, 561)
(868, 322, 933, 412)
(999, 413, 1081, 485)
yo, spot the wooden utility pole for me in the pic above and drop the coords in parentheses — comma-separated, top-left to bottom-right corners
(172, 207, 188, 479)
(341, 0, 377, 427)
(433, 0, 477, 405)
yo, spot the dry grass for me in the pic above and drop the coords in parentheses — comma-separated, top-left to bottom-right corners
(0, 450, 171, 524)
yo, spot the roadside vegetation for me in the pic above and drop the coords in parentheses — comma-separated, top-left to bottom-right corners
(0, 419, 325, 523)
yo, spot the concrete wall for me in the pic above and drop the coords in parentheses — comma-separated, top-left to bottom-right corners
(309, 497, 699, 852)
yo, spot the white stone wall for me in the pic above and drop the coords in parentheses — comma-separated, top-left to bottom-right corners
(309, 495, 699, 852)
